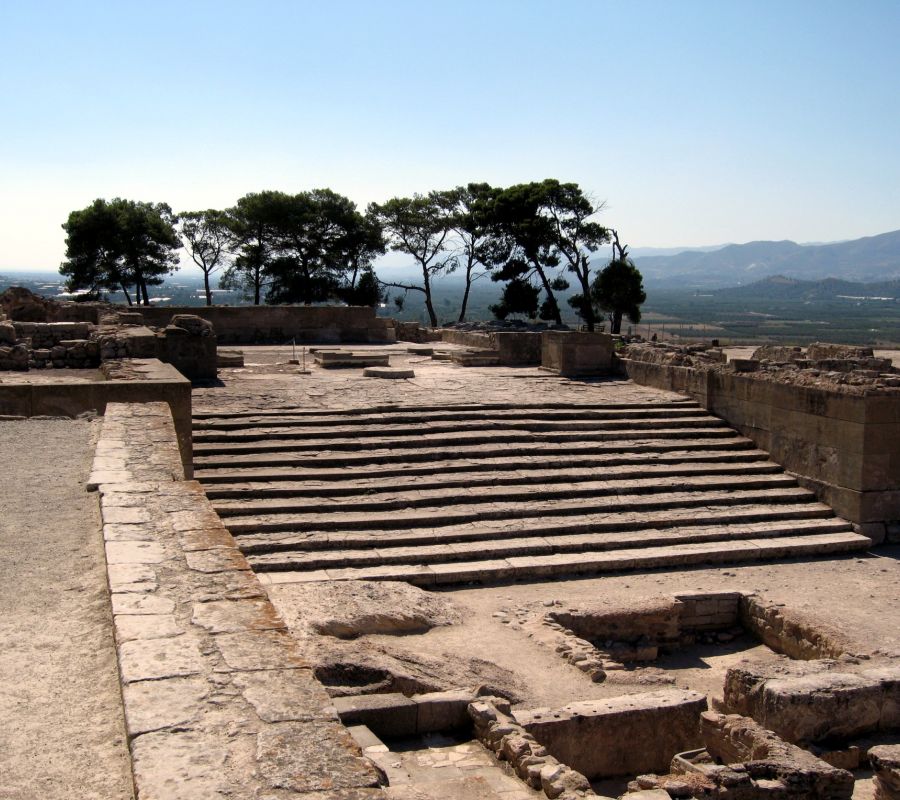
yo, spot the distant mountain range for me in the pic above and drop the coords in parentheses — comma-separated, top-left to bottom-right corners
(634, 230, 900, 288)
(709, 275, 899, 301)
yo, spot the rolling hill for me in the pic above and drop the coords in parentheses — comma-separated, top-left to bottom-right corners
(635, 230, 900, 288)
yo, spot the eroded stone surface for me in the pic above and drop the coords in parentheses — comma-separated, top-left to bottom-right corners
(215, 630, 311, 672)
(115, 613, 182, 642)
(122, 676, 209, 736)
(276, 580, 462, 639)
(130, 729, 248, 799)
(117, 636, 205, 683)
(232, 668, 337, 722)
(255, 720, 383, 792)
(191, 598, 288, 634)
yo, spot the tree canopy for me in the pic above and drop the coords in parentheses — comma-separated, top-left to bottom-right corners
(266, 189, 385, 305)
(592, 231, 647, 334)
(368, 191, 458, 326)
(58, 180, 642, 322)
(218, 190, 385, 306)
(449, 183, 501, 322)
(486, 179, 610, 328)
(220, 191, 290, 305)
(61, 198, 180, 306)
(180, 209, 232, 306)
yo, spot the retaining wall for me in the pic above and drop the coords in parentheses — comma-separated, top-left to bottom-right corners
(137, 305, 396, 344)
(0, 358, 193, 477)
(622, 359, 900, 532)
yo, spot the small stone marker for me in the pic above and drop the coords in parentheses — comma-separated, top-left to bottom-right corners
(363, 367, 414, 379)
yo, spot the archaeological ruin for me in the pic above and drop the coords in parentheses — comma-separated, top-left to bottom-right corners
(2, 288, 899, 800)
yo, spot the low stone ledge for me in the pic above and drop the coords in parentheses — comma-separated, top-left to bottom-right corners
(95, 402, 385, 798)
(88, 401, 185, 489)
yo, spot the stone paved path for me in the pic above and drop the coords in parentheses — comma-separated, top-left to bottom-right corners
(0, 419, 133, 800)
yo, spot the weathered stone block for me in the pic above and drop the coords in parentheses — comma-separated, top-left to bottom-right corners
(413, 689, 475, 733)
(514, 689, 707, 778)
(333, 692, 418, 738)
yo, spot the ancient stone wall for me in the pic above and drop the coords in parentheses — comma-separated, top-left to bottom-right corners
(869, 745, 900, 800)
(0, 286, 104, 323)
(0, 358, 193, 476)
(700, 711, 854, 800)
(439, 329, 543, 365)
(514, 690, 708, 778)
(723, 661, 900, 744)
(468, 697, 598, 798)
(137, 305, 395, 344)
(739, 594, 852, 660)
(622, 351, 900, 533)
(12, 321, 93, 346)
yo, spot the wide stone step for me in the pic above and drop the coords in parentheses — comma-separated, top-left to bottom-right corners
(255, 532, 872, 586)
(191, 399, 700, 421)
(224, 486, 818, 534)
(192, 406, 706, 432)
(193, 423, 733, 456)
(212, 473, 800, 517)
(233, 502, 837, 553)
(193, 415, 727, 443)
(193, 448, 772, 484)
(246, 518, 856, 571)
(201, 460, 783, 499)
(193, 427, 740, 459)
(193, 436, 758, 470)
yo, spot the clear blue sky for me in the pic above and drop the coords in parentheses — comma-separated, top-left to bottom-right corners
(2, 0, 899, 271)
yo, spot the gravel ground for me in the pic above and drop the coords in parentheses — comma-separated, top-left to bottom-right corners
(0, 418, 133, 800)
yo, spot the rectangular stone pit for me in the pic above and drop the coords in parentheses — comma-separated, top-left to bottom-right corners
(541, 591, 852, 680)
(513, 689, 708, 778)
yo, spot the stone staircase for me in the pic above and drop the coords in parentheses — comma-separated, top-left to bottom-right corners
(191, 400, 871, 585)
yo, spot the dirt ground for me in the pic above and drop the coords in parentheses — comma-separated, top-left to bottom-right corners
(0, 419, 133, 800)
(271, 546, 900, 711)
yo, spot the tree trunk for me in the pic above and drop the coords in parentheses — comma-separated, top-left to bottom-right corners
(532, 262, 562, 325)
(612, 310, 623, 335)
(580, 277, 595, 331)
(204, 271, 212, 306)
(121, 283, 133, 306)
(421, 264, 438, 327)
(140, 278, 150, 306)
(458, 275, 472, 323)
